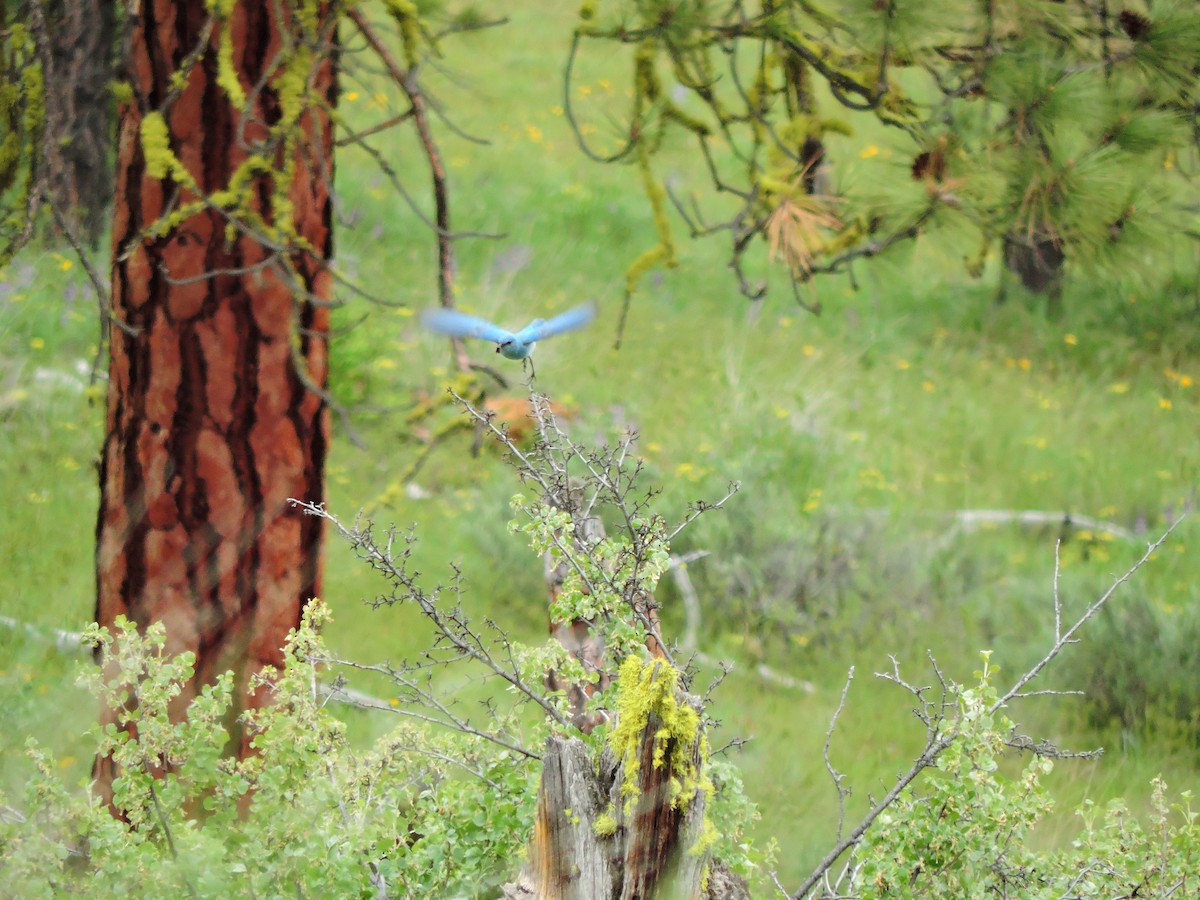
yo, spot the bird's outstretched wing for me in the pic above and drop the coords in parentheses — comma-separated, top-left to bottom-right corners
(516, 302, 597, 343)
(420, 308, 514, 344)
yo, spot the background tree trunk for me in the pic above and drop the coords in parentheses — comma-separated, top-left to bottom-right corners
(94, 0, 335, 803)
(37, 0, 117, 244)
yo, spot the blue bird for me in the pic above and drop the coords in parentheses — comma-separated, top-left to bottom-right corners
(420, 302, 596, 360)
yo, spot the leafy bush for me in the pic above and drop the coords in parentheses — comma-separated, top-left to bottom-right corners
(0, 608, 537, 897)
(5, 622, 1196, 897)
(854, 658, 1200, 897)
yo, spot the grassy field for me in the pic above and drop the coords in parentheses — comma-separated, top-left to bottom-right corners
(2, 2, 1198, 889)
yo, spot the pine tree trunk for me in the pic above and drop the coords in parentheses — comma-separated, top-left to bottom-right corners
(94, 1, 335, 803)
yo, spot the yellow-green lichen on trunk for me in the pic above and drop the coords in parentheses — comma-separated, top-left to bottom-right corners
(608, 655, 705, 814)
(139, 111, 183, 183)
(593, 806, 618, 837)
(208, 0, 247, 110)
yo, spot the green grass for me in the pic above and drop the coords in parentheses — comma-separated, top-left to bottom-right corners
(2, 1, 1199, 888)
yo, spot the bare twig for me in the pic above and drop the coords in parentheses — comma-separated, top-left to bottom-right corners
(1053, 539, 1063, 641)
(289, 498, 571, 742)
(671, 552, 707, 653)
(667, 482, 741, 543)
(319, 661, 539, 764)
(953, 508, 1137, 542)
(691, 652, 815, 693)
(820, 666, 855, 850)
(994, 518, 1184, 711)
(0, 616, 86, 655)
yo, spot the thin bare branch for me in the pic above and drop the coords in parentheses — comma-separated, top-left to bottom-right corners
(290, 499, 572, 737)
(824, 667, 855, 846)
(993, 517, 1185, 712)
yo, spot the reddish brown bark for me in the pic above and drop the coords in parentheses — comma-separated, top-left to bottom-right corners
(95, 1, 335, 803)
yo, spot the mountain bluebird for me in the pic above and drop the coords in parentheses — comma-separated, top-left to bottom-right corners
(420, 302, 596, 360)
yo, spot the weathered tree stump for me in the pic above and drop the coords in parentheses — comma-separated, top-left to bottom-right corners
(521, 472, 748, 898)
(504, 717, 708, 899)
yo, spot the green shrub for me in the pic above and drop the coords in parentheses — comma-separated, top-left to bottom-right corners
(0, 607, 537, 897)
(853, 659, 1200, 897)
